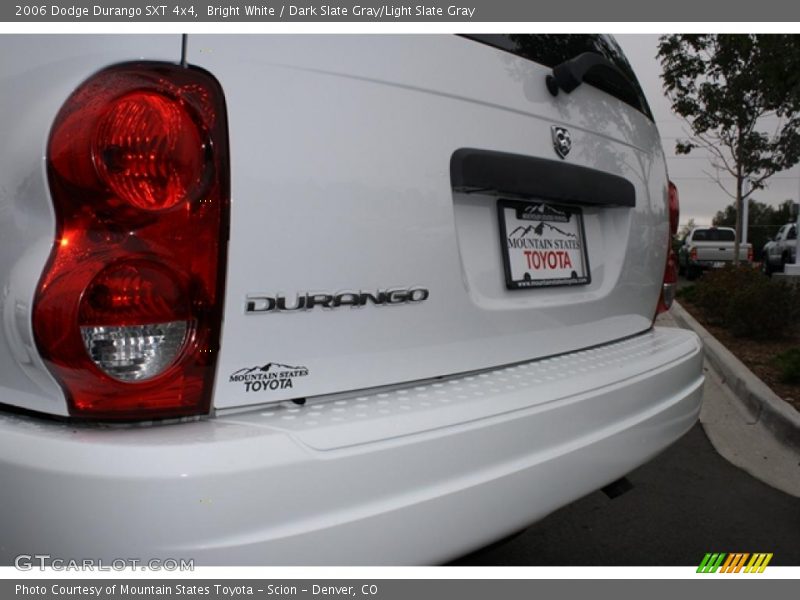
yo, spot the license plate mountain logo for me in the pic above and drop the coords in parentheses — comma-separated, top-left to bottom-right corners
(500, 200, 589, 289)
(229, 362, 309, 392)
(507, 206, 580, 255)
(518, 203, 570, 223)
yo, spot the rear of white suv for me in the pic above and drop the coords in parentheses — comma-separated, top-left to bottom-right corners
(0, 34, 702, 565)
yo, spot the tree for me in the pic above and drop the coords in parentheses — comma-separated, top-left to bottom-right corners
(677, 218, 696, 240)
(658, 35, 800, 265)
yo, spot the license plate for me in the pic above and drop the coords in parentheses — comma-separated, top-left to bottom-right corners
(712, 261, 725, 268)
(498, 199, 591, 290)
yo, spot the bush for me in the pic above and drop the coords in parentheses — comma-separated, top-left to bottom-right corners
(691, 266, 759, 324)
(676, 283, 697, 304)
(775, 348, 800, 383)
(690, 266, 799, 339)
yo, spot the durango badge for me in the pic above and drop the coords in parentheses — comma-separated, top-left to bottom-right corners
(245, 288, 429, 313)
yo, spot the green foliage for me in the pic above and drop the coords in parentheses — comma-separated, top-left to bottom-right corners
(658, 35, 800, 189)
(676, 283, 697, 304)
(658, 35, 800, 266)
(713, 199, 794, 230)
(690, 266, 799, 339)
(774, 348, 800, 384)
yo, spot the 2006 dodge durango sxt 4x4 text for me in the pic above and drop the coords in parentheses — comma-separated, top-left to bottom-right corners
(0, 34, 703, 565)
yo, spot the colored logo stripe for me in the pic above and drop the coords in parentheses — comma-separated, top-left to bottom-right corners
(697, 553, 726, 573)
(721, 553, 749, 573)
(697, 553, 773, 573)
(745, 553, 773, 573)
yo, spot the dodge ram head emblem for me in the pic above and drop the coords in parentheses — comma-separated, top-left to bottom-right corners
(551, 126, 572, 159)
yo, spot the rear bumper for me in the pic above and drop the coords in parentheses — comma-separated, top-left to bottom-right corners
(0, 327, 703, 566)
(690, 259, 732, 269)
(690, 258, 752, 270)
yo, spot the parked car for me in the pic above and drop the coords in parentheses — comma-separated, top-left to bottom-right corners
(678, 226, 753, 280)
(0, 34, 703, 565)
(762, 223, 798, 275)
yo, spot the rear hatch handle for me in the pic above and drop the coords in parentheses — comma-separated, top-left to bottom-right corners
(451, 149, 636, 208)
(546, 52, 635, 98)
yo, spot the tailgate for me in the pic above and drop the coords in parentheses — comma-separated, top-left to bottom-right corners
(189, 35, 670, 410)
(694, 242, 734, 262)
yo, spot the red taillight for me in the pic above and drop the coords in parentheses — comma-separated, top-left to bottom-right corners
(34, 62, 229, 420)
(657, 181, 680, 315)
(94, 91, 206, 211)
(748, 246, 754, 262)
(668, 180, 679, 237)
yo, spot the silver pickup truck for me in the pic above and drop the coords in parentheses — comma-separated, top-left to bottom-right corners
(678, 226, 752, 279)
(762, 223, 798, 275)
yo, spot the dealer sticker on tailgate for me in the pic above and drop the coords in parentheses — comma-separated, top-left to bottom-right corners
(498, 199, 591, 290)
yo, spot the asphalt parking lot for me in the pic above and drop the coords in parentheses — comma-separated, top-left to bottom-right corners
(455, 421, 800, 566)
(455, 312, 800, 567)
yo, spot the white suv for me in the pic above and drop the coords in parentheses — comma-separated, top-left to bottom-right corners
(0, 34, 703, 565)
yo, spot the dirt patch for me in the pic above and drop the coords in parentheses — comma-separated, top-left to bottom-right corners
(680, 300, 800, 413)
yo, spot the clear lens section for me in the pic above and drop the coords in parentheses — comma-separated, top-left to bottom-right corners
(80, 321, 188, 382)
(661, 282, 676, 310)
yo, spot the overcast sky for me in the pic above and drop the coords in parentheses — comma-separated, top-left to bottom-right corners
(616, 34, 800, 227)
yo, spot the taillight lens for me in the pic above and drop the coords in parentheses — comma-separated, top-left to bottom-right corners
(34, 62, 229, 420)
(79, 261, 191, 382)
(94, 91, 206, 211)
(668, 180, 679, 236)
(747, 246, 754, 262)
(656, 181, 680, 315)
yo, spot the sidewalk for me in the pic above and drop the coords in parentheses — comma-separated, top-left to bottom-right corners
(671, 301, 800, 449)
(657, 310, 800, 498)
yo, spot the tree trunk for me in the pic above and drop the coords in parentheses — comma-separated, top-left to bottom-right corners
(733, 176, 742, 267)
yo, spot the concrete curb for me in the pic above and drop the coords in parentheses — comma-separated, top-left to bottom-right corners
(671, 301, 800, 452)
